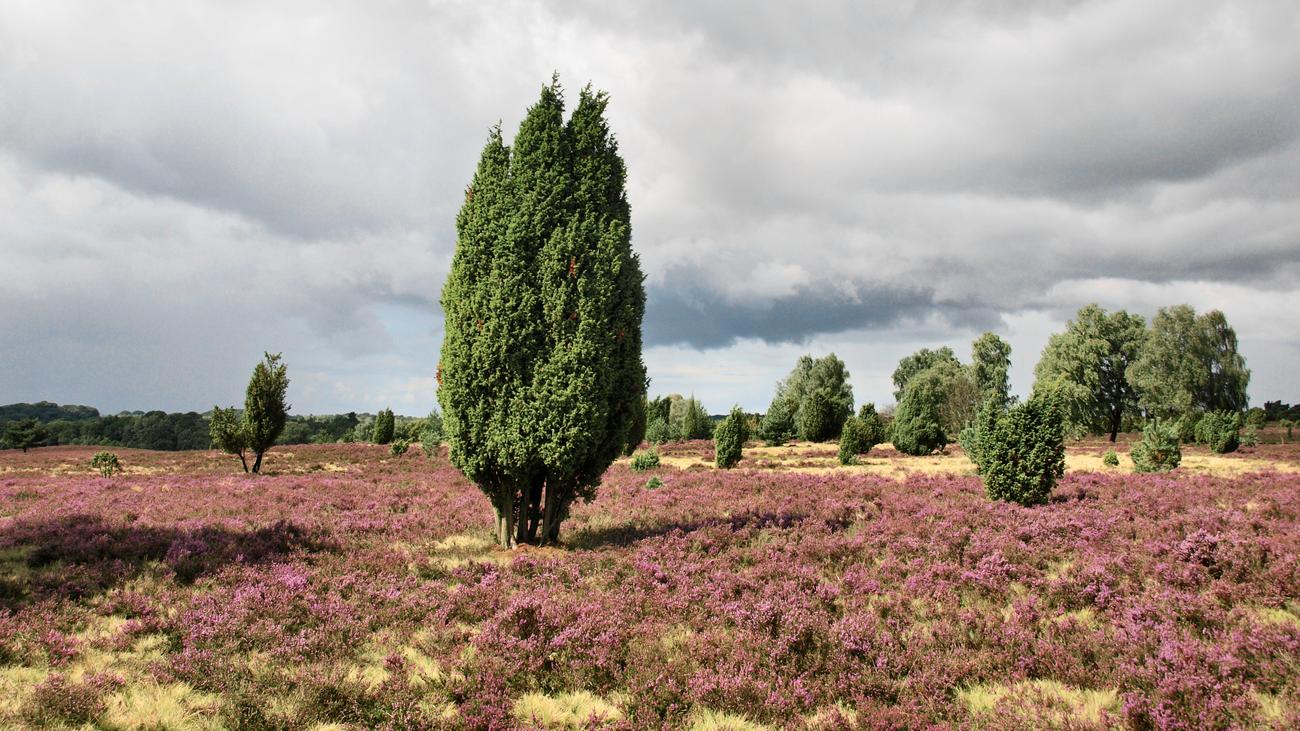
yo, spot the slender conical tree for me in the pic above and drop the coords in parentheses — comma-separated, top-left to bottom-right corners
(440, 78, 645, 547)
(244, 352, 289, 474)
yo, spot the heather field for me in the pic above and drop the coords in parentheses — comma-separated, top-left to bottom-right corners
(2, 442, 1299, 730)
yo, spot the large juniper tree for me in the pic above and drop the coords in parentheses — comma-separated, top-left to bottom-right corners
(440, 79, 646, 547)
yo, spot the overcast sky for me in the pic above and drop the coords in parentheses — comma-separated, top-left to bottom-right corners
(2, 1, 1298, 416)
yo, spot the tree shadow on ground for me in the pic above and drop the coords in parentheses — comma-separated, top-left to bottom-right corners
(0, 513, 333, 610)
(564, 508, 845, 551)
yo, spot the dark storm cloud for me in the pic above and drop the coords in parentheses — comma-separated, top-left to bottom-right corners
(2, 0, 1299, 411)
(644, 273, 1003, 349)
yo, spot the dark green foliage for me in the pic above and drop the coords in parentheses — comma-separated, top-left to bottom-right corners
(645, 417, 672, 445)
(389, 439, 410, 456)
(1131, 419, 1182, 473)
(714, 407, 747, 469)
(439, 79, 646, 547)
(209, 406, 249, 473)
(971, 332, 1012, 409)
(1033, 304, 1146, 442)
(1103, 449, 1120, 467)
(892, 347, 960, 402)
(838, 415, 877, 465)
(90, 451, 121, 477)
(891, 368, 951, 456)
(371, 408, 395, 445)
(1195, 411, 1241, 454)
(759, 395, 795, 446)
(645, 476, 663, 490)
(970, 395, 1066, 506)
(624, 393, 648, 455)
(1129, 305, 1250, 426)
(630, 448, 660, 473)
(1, 418, 48, 452)
(0, 401, 99, 422)
(857, 403, 887, 445)
(243, 352, 289, 474)
(797, 389, 839, 442)
(420, 408, 443, 457)
(1284, 419, 1294, 442)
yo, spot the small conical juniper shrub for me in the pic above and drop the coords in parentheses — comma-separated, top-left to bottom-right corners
(857, 403, 886, 445)
(838, 415, 875, 465)
(1103, 448, 1119, 467)
(1131, 419, 1182, 473)
(971, 394, 1065, 506)
(630, 448, 660, 473)
(714, 407, 746, 469)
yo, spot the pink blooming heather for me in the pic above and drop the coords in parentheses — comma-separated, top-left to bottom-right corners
(0, 442, 1298, 728)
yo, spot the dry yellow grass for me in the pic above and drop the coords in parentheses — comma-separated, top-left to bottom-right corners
(632, 440, 1300, 481)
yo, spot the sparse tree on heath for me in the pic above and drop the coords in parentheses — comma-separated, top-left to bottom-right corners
(971, 332, 1012, 410)
(714, 407, 747, 469)
(243, 352, 290, 474)
(211, 352, 289, 474)
(439, 78, 646, 547)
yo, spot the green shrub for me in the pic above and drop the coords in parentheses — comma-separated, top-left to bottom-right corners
(857, 403, 886, 444)
(90, 451, 122, 477)
(630, 448, 660, 473)
(645, 417, 672, 444)
(1284, 419, 1294, 443)
(645, 476, 663, 490)
(892, 369, 950, 456)
(1241, 426, 1259, 447)
(390, 439, 410, 456)
(796, 389, 836, 442)
(838, 415, 877, 465)
(371, 407, 395, 445)
(1195, 411, 1240, 454)
(677, 398, 712, 441)
(1131, 419, 1182, 473)
(1103, 449, 1119, 467)
(714, 407, 747, 469)
(420, 408, 443, 457)
(1245, 407, 1267, 429)
(759, 397, 795, 446)
(969, 395, 1065, 506)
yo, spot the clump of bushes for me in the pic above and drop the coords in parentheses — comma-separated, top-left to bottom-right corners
(714, 407, 748, 469)
(892, 370, 950, 456)
(90, 451, 121, 477)
(1103, 449, 1119, 467)
(1194, 411, 1240, 454)
(645, 476, 663, 490)
(389, 439, 410, 456)
(1241, 426, 1259, 448)
(1131, 419, 1182, 473)
(967, 395, 1065, 506)
(838, 412, 881, 466)
(630, 448, 660, 473)
(758, 398, 795, 446)
(1283, 419, 1294, 443)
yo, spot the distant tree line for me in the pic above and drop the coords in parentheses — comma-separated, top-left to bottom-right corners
(0, 401, 435, 452)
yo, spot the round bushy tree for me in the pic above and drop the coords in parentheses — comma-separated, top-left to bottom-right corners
(1131, 419, 1182, 473)
(857, 402, 886, 445)
(892, 368, 950, 455)
(797, 389, 837, 443)
(439, 79, 646, 547)
(714, 407, 747, 469)
(242, 352, 289, 474)
(973, 395, 1065, 506)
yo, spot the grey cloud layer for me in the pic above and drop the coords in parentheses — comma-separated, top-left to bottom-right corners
(1, 0, 1298, 411)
